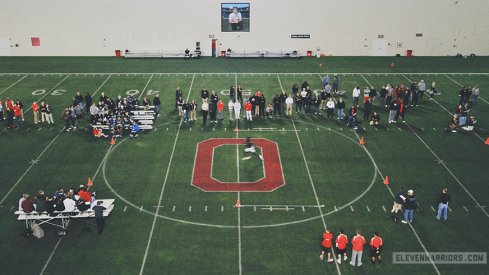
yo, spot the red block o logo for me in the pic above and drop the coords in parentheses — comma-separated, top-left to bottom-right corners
(192, 138, 285, 192)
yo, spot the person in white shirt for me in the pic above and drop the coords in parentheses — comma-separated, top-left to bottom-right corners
(418, 80, 426, 100)
(233, 100, 241, 120)
(352, 87, 361, 107)
(63, 197, 76, 213)
(228, 100, 235, 121)
(326, 98, 335, 118)
(285, 95, 294, 116)
(229, 7, 242, 31)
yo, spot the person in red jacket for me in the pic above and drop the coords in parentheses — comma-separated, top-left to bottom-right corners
(217, 99, 225, 122)
(335, 229, 348, 264)
(320, 230, 334, 263)
(370, 231, 383, 265)
(350, 229, 366, 266)
(244, 101, 253, 121)
(32, 101, 39, 125)
(13, 103, 22, 127)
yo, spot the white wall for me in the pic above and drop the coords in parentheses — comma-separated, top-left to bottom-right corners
(0, 0, 487, 56)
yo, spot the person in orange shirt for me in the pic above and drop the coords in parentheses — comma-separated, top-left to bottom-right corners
(320, 230, 334, 263)
(350, 229, 366, 266)
(335, 229, 348, 264)
(244, 101, 252, 121)
(93, 127, 108, 138)
(13, 103, 22, 127)
(32, 101, 39, 125)
(370, 231, 383, 265)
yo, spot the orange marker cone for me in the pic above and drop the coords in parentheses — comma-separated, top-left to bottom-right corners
(359, 137, 365, 145)
(235, 199, 241, 207)
(110, 137, 116, 145)
(384, 176, 390, 185)
(485, 137, 489, 145)
(87, 177, 93, 187)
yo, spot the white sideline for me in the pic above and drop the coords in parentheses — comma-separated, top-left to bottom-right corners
(0, 74, 28, 95)
(1, 72, 488, 76)
(139, 74, 195, 275)
(359, 75, 441, 275)
(277, 74, 342, 275)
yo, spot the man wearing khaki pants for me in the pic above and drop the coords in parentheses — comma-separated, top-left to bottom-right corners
(32, 101, 39, 125)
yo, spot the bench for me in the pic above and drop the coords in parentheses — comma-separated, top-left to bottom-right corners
(15, 199, 115, 229)
(131, 110, 155, 116)
(125, 51, 199, 59)
(226, 50, 301, 59)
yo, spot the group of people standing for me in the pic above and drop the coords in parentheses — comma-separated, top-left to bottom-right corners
(320, 229, 383, 266)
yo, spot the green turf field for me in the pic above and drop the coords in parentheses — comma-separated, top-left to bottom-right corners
(0, 57, 488, 275)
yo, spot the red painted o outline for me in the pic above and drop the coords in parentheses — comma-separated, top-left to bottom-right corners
(192, 138, 285, 192)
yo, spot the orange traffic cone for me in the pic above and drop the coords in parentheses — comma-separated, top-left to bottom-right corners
(359, 137, 365, 145)
(87, 177, 93, 187)
(485, 137, 489, 145)
(384, 176, 390, 185)
(110, 137, 116, 145)
(235, 199, 241, 207)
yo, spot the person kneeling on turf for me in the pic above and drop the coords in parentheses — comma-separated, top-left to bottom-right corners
(461, 116, 476, 132)
(369, 112, 380, 125)
(130, 122, 140, 138)
(242, 137, 263, 160)
(93, 127, 108, 138)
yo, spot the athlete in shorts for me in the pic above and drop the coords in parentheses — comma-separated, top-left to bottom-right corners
(242, 137, 263, 160)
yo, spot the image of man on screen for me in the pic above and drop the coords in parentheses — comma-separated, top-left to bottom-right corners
(229, 7, 242, 31)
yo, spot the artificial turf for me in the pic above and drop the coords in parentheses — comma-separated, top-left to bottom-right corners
(0, 56, 488, 275)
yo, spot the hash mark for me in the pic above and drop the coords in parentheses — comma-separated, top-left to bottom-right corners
(124, 206, 127, 212)
(221, 205, 224, 212)
(366, 206, 370, 212)
(139, 206, 143, 211)
(189, 206, 192, 212)
(350, 205, 354, 212)
(205, 205, 208, 212)
(463, 206, 469, 212)
(431, 206, 436, 212)
(302, 206, 305, 212)
(172, 206, 176, 212)
(334, 205, 338, 212)
(382, 205, 387, 212)
(448, 206, 452, 212)
(254, 205, 256, 212)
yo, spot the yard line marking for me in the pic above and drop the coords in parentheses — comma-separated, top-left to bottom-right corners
(405, 122, 489, 218)
(91, 74, 112, 97)
(235, 73, 243, 275)
(138, 74, 154, 100)
(3, 72, 489, 76)
(431, 206, 436, 212)
(382, 205, 387, 212)
(366, 205, 370, 212)
(25, 74, 71, 114)
(433, 128, 437, 131)
(448, 206, 452, 212)
(139, 74, 195, 275)
(350, 205, 354, 212)
(463, 206, 469, 212)
(254, 205, 256, 212)
(360, 74, 374, 87)
(277, 74, 341, 275)
(39, 238, 62, 275)
(472, 132, 486, 142)
(0, 74, 28, 95)
(334, 205, 338, 212)
(40, 143, 113, 274)
(124, 206, 127, 212)
(0, 128, 65, 205)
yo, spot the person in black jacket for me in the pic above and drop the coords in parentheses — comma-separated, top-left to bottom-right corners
(436, 188, 451, 221)
(153, 94, 161, 117)
(84, 93, 92, 114)
(363, 98, 372, 120)
(402, 190, 417, 224)
(176, 87, 183, 109)
(390, 187, 405, 222)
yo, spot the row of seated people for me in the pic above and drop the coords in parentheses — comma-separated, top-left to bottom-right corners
(18, 185, 97, 216)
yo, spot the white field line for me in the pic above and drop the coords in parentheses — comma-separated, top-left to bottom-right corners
(2, 72, 489, 76)
(404, 122, 489, 218)
(240, 204, 324, 208)
(277, 74, 341, 275)
(137, 74, 154, 100)
(360, 75, 441, 275)
(235, 73, 243, 275)
(360, 74, 374, 87)
(24, 74, 71, 114)
(0, 128, 65, 205)
(445, 74, 489, 105)
(0, 74, 28, 95)
(39, 238, 62, 275)
(139, 74, 195, 275)
(91, 74, 112, 97)
(40, 144, 114, 275)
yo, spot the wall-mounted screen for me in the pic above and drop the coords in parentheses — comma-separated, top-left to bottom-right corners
(221, 3, 250, 32)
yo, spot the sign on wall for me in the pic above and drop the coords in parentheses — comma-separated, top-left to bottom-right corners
(290, 34, 310, 39)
